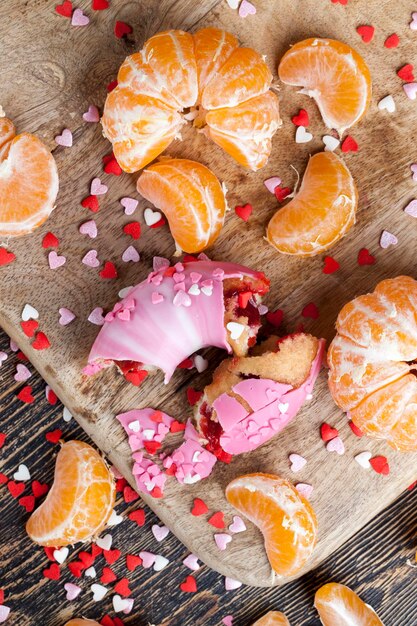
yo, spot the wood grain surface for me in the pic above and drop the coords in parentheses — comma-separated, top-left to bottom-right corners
(1, 0, 417, 588)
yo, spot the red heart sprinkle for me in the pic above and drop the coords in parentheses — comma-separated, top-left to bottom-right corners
(320, 423, 339, 442)
(208, 511, 225, 529)
(0, 472, 9, 484)
(180, 575, 197, 593)
(331, 0, 348, 4)
(7, 481, 25, 498)
(178, 358, 193, 369)
(348, 420, 364, 437)
(45, 429, 63, 443)
(187, 388, 203, 406)
(341, 135, 358, 153)
(144, 440, 161, 455)
(43, 563, 60, 580)
(384, 33, 399, 48)
(123, 485, 139, 503)
(100, 261, 118, 279)
(358, 248, 376, 266)
(100, 617, 115, 626)
(116, 477, 127, 492)
(235, 203, 253, 222)
(42, 232, 59, 248)
(370, 455, 390, 475)
(78, 551, 95, 567)
(19, 494, 35, 512)
(44, 547, 56, 561)
(356, 25, 375, 43)
(150, 486, 163, 498)
(123, 222, 141, 240)
(266, 309, 284, 327)
(55, 0, 72, 17)
(114, 578, 132, 597)
(165, 461, 177, 476)
(0, 247, 16, 266)
(397, 63, 414, 82)
(32, 331, 51, 350)
(323, 256, 340, 274)
(17, 386, 35, 404)
(0, 433, 6, 449)
(100, 566, 117, 584)
(32, 480, 49, 498)
(128, 509, 145, 526)
(68, 561, 85, 577)
(91, 543, 102, 557)
(46, 388, 58, 405)
(81, 195, 100, 212)
(92, 0, 109, 9)
(191, 498, 208, 516)
(103, 156, 122, 176)
(302, 302, 319, 319)
(17, 351, 28, 361)
(113, 618, 124, 626)
(291, 108, 309, 126)
(103, 548, 121, 564)
(126, 554, 142, 571)
(238, 291, 252, 308)
(0, 590, 4, 605)
(107, 79, 118, 93)
(274, 186, 292, 202)
(150, 410, 163, 423)
(124, 369, 148, 386)
(20, 320, 39, 338)
(114, 20, 132, 38)
(407, 481, 416, 491)
(170, 420, 186, 433)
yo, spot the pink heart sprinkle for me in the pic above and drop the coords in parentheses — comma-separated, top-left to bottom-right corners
(0, 351, 8, 364)
(326, 436, 345, 455)
(173, 290, 192, 307)
(71, 8, 90, 26)
(239, 0, 256, 17)
(151, 524, 169, 542)
(55, 128, 73, 147)
(289, 453, 307, 472)
(183, 554, 200, 571)
(64, 582, 82, 600)
(214, 533, 232, 551)
(0, 605, 10, 623)
(223, 617, 234, 626)
(228, 515, 246, 533)
(379, 230, 398, 249)
(264, 176, 282, 194)
(83, 105, 100, 123)
(122, 245, 140, 263)
(10, 339, 18, 352)
(403, 83, 417, 100)
(153, 256, 170, 271)
(90, 177, 108, 195)
(139, 551, 156, 569)
(295, 483, 314, 499)
(14, 363, 31, 382)
(404, 199, 417, 217)
(88, 307, 105, 325)
(225, 577, 242, 590)
(48, 251, 66, 269)
(79, 219, 97, 238)
(411, 164, 417, 181)
(59, 307, 76, 326)
(82, 249, 100, 267)
(410, 11, 417, 30)
(151, 292, 164, 304)
(121, 197, 139, 215)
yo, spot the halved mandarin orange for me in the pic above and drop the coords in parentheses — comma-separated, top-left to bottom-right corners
(252, 611, 291, 626)
(26, 440, 115, 547)
(278, 38, 372, 135)
(137, 157, 227, 253)
(328, 276, 417, 451)
(266, 151, 357, 256)
(226, 473, 318, 578)
(0, 117, 59, 237)
(65, 620, 101, 626)
(314, 583, 384, 625)
(102, 28, 280, 172)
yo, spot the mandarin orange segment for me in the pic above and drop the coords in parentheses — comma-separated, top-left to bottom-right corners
(0, 118, 58, 237)
(205, 91, 281, 171)
(193, 28, 239, 97)
(278, 38, 372, 134)
(202, 47, 273, 110)
(65, 620, 101, 626)
(252, 611, 291, 626)
(137, 158, 226, 253)
(314, 583, 384, 625)
(266, 151, 357, 256)
(26, 440, 115, 547)
(226, 473, 318, 578)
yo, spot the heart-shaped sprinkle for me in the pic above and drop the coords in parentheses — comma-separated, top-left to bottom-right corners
(208, 511, 225, 529)
(411, 164, 417, 181)
(0, 351, 7, 365)
(295, 125, 313, 143)
(295, 483, 314, 499)
(42, 231, 59, 248)
(13, 464, 30, 481)
(55, 128, 73, 147)
(191, 497, 208, 516)
(43, 563, 60, 580)
(323, 135, 340, 152)
(64, 582, 82, 600)
(235, 203, 253, 221)
(278, 402, 289, 414)
(173, 290, 191, 307)
(397, 63, 415, 82)
(59, 307, 76, 326)
(113, 594, 131, 613)
(151, 524, 170, 542)
(326, 436, 345, 455)
(410, 12, 417, 30)
(91, 583, 108, 601)
(358, 248, 376, 265)
(153, 555, 169, 571)
(114, 20, 132, 38)
(48, 251, 66, 269)
(96, 533, 112, 551)
(354, 451, 372, 469)
(320, 423, 339, 441)
(14, 364, 31, 382)
(225, 577, 242, 590)
(53, 547, 69, 564)
(302, 302, 319, 319)
(122, 245, 140, 263)
(341, 135, 358, 152)
(264, 176, 282, 193)
(404, 199, 417, 217)
(83, 105, 100, 122)
(71, 7, 89, 25)
(21, 319, 38, 337)
(85, 566, 96, 578)
(183, 553, 200, 570)
(22, 304, 39, 321)
(385, 33, 399, 48)
(121, 196, 138, 215)
(370, 455, 390, 475)
(123, 221, 141, 239)
(0, 247, 15, 266)
(81, 195, 99, 212)
(323, 255, 340, 274)
(90, 177, 108, 195)
(380, 230, 398, 249)
(63, 406, 72, 422)
(377, 95, 396, 113)
(229, 516, 246, 533)
(79, 219, 97, 238)
(226, 321, 245, 339)
(144, 207, 162, 226)
(214, 533, 232, 551)
(139, 550, 156, 569)
(194, 355, 208, 372)
(226, 0, 239, 7)
(223, 617, 234, 626)
(289, 453, 307, 472)
(292, 108, 309, 126)
(356, 25, 375, 43)
(151, 292, 164, 305)
(88, 307, 105, 325)
(17, 386, 35, 403)
(92, 0, 109, 9)
(403, 82, 417, 100)
(238, 0, 256, 17)
(82, 250, 100, 267)
(55, 0, 72, 17)
(32, 332, 51, 350)
(180, 575, 197, 593)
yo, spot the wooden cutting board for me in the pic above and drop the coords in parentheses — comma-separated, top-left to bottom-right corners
(1, 0, 417, 588)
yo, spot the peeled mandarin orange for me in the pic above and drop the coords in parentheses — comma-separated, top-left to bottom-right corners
(102, 28, 280, 172)
(137, 158, 227, 253)
(328, 276, 417, 451)
(26, 440, 115, 547)
(252, 611, 291, 626)
(266, 151, 357, 256)
(65, 620, 101, 626)
(279, 38, 372, 135)
(0, 117, 58, 237)
(314, 583, 384, 625)
(226, 473, 318, 578)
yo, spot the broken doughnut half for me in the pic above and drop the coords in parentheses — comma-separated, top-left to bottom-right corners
(194, 333, 325, 461)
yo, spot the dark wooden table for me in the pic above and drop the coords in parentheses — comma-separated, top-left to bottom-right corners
(0, 325, 416, 625)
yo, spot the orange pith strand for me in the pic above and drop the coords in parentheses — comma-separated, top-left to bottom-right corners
(226, 473, 318, 578)
(26, 440, 116, 547)
(278, 38, 372, 135)
(102, 28, 281, 172)
(328, 276, 417, 451)
(314, 582, 384, 625)
(252, 611, 291, 626)
(266, 151, 357, 256)
(0, 117, 59, 237)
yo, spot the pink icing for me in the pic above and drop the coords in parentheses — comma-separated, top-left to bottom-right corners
(87, 260, 266, 382)
(117, 408, 173, 450)
(212, 339, 326, 455)
(132, 451, 167, 496)
(163, 421, 217, 484)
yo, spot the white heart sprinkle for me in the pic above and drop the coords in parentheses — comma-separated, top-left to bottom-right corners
(113, 594, 130, 613)
(63, 406, 72, 422)
(226, 0, 239, 8)
(225, 577, 242, 590)
(107, 509, 124, 526)
(323, 135, 340, 152)
(53, 546, 69, 564)
(85, 566, 96, 578)
(128, 420, 140, 433)
(355, 451, 372, 469)
(96, 533, 112, 551)
(188, 283, 200, 296)
(194, 355, 208, 372)
(91, 583, 108, 602)
(226, 321, 245, 340)
(295, 125, 313, 144)
(153, 554, 169, 571)
(289, 453, 307, 472)
(13, 464, 30, 481)
(411, 11, 417, 30)
(21, 304, 39, 321)
(278, 402, 289, 414)
(144, 207, 162, 226)
(0, 351, 8, 365)
(378, 95, 396, 113)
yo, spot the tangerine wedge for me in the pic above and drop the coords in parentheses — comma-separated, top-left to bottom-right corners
(0, 117, 59, 237)
(26, 440, 115, 547)
(65, 621, 101, 626)
(266, 151, 357, 256)
(137, 158, 227, 253)
(314, 583, 384, 625)
(194, 28, 239, 97)
(226, 473, 318, 578)
(252, 611, 291, 626)
(278, 38, 372, 135)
